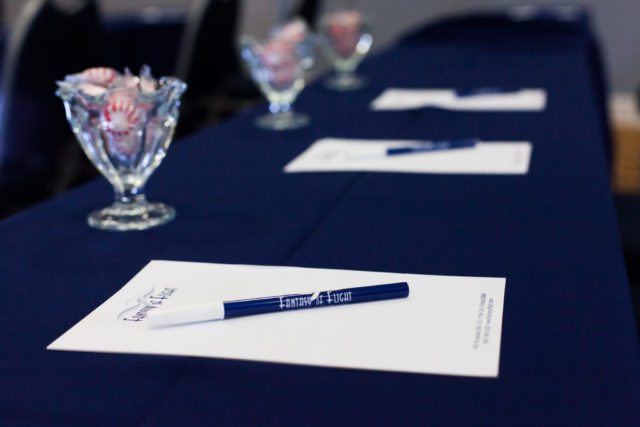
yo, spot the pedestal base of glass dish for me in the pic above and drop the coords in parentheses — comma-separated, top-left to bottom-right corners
(324, 73, 366, 91)
(87, 201, 175, 231)
(255, 111, 309, 130)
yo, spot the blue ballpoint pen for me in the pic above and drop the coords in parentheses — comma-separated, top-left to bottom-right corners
(147, 282, 410, 328)
(455, 87, 524, 97)
(386, 138, 478, 156)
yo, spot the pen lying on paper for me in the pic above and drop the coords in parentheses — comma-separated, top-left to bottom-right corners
(455, 87, 524, 97)
(147, 282, 410, 328)
(386, 138, 477, 156)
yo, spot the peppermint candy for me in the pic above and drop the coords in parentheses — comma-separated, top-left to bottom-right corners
(326, 10, 363, 58)
(77, 83, 107, 97)
(62, 66, 160, 96)
(68, 67, 118, 87)
(259, 39, 299, 88)
(59, 66, 165, 156)
(272, 18, 308, 44)
(102, 92, 142, 156)
(139, 65, 158, 93)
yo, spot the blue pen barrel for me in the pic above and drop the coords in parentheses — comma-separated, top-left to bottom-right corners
(455, 87, 523, 97)
(386, 138, 477, 156)
(223, 282, 409, 319)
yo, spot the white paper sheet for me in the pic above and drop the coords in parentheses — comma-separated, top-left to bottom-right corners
(48, 261, 506, 378)
(370, 88, 547, 111)
(284, 138, 532, 175)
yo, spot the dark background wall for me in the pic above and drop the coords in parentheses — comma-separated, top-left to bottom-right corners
(3, 0, 638, 91)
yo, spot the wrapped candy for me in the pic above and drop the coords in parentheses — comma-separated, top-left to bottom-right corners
(114, 68, 142, 90)
(101, 90, 143, 157)
(272, 17, 315, 70)
(76, 82, 107, 97)
(139, 65, 158, 93)
(60, 65, 159, 97)
(325, 10, 363, 58)
(58, 66, 162, 158)
(257, 39, 299, 88)
(272, 17, 309, 44)
(66, 66, 118, 87)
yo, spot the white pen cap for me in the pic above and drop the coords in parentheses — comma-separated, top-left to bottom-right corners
(147, 301, 225, 328)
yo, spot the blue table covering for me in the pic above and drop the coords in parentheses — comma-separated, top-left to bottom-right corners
(1, 13, 639, 426)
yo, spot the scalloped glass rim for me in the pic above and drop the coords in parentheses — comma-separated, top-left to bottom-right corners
(55, 76, 187, 102)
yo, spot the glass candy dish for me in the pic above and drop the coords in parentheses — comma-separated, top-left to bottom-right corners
(241, 34, 310, 130)
(56, 66, 187, 231)
(320, 9, 372, 91)
(270, 17, 316, 71)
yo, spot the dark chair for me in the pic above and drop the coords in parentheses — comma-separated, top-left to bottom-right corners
(176, 0, 240, 97)
(292, 0, 321, 28)
(175, 0, 255, 135)
(175, 0, 322, 137)
(276, 0, 320, 26)
(0, 0, 102, 218)
(103, 8, 185, 78)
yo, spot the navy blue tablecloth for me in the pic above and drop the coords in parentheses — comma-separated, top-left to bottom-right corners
(1, 13, 639, 426)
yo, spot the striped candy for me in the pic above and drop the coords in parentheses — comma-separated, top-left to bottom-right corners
(102, 93, 142, 156)
(79, 67, 118, 86)
(326, 10, 363, 58)
(273, 18, 308, 44)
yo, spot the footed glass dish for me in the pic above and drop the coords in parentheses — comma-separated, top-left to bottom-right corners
(57, 68, 187, 231)
(241, 36, 309, 130)
(320, 9, 372, 91)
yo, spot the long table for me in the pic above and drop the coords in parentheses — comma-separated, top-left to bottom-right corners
(2, 13, 639, 426)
